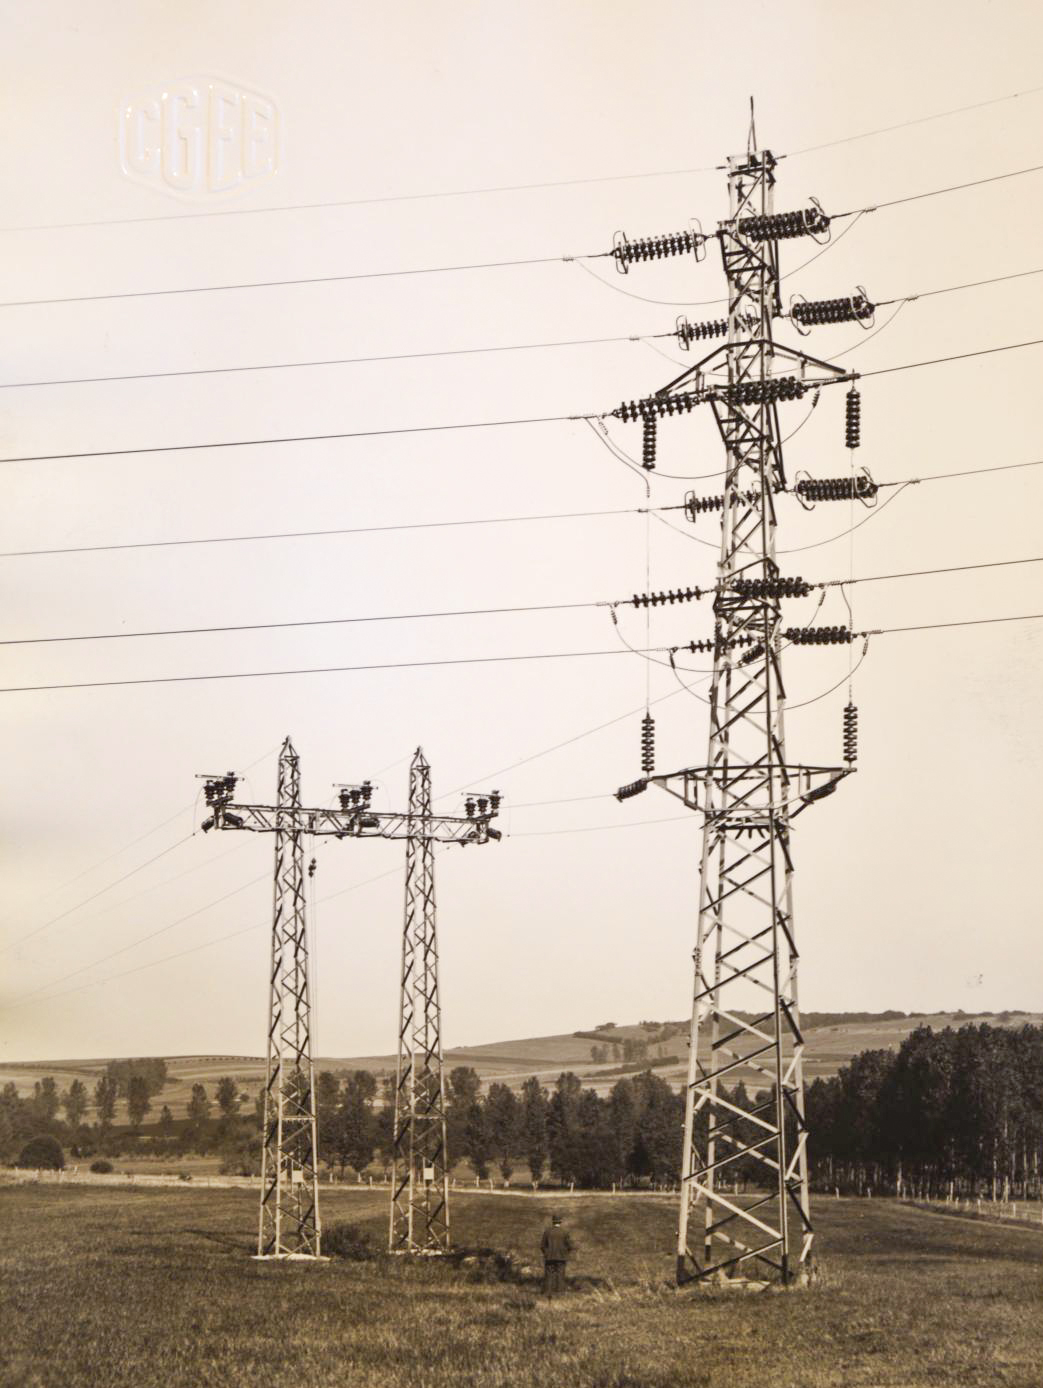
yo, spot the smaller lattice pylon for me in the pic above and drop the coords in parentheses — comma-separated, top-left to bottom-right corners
(389, 750, 500, 1254)
(390, 749, 450, 1253)
(200, 737, 324, 1258)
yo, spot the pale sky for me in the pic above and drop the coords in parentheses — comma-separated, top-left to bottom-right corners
(2, 1, 1041, 1062)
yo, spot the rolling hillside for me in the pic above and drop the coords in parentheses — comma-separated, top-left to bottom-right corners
(2, 1009, 1039, 1121)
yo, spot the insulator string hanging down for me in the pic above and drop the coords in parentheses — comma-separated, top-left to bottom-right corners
(843, 703, 859, 764)
(845, 387, 862, 449)
(640, 713, 655, 775)
(642, 416, 657, 470)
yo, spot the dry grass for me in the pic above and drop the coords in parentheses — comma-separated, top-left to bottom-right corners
(1, 1186, 1040, 1388)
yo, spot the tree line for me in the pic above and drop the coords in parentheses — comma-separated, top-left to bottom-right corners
(5, 1021, 1039, 1195)
(313, 1067, 687, 1187)
(0, 1066, 250, 1167)
(806, 1022, 1043, 1199)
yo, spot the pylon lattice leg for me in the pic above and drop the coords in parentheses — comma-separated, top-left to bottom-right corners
(677, 149, 812, 1287)
(258, 737, 322, 1258)
(390, 749, 451, 1254)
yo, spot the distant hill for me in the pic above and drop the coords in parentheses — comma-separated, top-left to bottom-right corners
(3, 1010, 1039, 1119)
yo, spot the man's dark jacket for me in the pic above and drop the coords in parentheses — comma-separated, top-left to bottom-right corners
(541, 1226, 573, 1261)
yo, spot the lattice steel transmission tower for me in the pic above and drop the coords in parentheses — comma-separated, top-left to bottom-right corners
(203, 738, 321, 1259)
(390, 751, 501, 1254)
(609, 140, 866, 1285)
(200, 740, 501, 1260)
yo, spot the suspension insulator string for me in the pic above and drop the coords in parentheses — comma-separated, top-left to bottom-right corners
(640, 713, 655, 775)
(845, 386, 862, 450)
(843, 701, 859, 765)
(642, 416, 657, 470)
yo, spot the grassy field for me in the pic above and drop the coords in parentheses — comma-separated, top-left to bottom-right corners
(2, 1185, 1040, 1388)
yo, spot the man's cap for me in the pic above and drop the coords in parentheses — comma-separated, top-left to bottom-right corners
(551, 1213, 562, 1223)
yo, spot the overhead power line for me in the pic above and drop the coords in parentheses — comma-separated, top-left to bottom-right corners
(5, 458, 1040, 564)
(3, 597, 602, 646)
(0, 916, 271, 1012)
(1, 646, 653, 694)
(2, 833, 196, 951)
(5, 555, 1040, 649)
(6, 263, 1041, 394)
(5, 683, 696, 1004)
(435, 684, 688, 803)
(4, 82, 1040, 235)
(832, 161, 1043, 219)
(0, 250, 609, 311)
(8, 872, 269, 1006)
(28, 739, 278, 911)
(859, 340, 1043, 380)
(5, 158, 1039, 316)
(874, 266, 1043, 308)
(820, 555, 1043, 590)
(865, 613, 1043, 637)
(512, 814, 692, 838)
(0, 329, 670, 393)
(897, 458, 1043, 484)
(0, 411, 580, 466)
(784, 83, 1043, 157)
(5, 610, 1043, 696)
(4, 335, 1042, 469)
(0, 503, 657, 561)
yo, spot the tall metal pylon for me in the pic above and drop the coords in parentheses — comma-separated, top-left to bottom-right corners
(199, 740, 501, 1259)
(202, 738, 322, 1258)
(390, 748, 450, 1254)
(670, 151, 849, 1286)
(610, 144, 860, 1285)
(258, 737, 321, 1258)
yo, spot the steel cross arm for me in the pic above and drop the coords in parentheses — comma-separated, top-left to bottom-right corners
(652, 337, 856, 399)
(650, 764, 851, 811)
(204, 802, 496, 845)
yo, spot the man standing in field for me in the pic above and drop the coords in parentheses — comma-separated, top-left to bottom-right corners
(541, 1212, 573, 1297)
